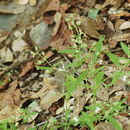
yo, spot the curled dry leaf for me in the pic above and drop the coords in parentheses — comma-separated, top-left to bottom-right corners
(115, 19, 126, 31)
(16, 0, 29, 5)
(18, 62, 34, 78)
(53, 12, 62, 36)
(43, 0, 60, 25)
(109, 82, 126, 96)
(109, 33, 130, 48)
(119, 21, 130, 30)
(95, 0, 121, 10)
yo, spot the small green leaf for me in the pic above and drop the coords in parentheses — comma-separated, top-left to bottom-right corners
(120, 42, 130, 56)
(95, 36, 104, 53)
(66, 57, 86, 69)
(91, 36, 104, 66)
(106, 52, 120, 67)
(36, 66, 52, 70)
(108, 71, 121, 86)
(59, 49, 81, 54)
(94, 71, 104, 86)
(88, 8, 99, 19)
(75, 69, 88, 86)
(107, 116, 122, 130)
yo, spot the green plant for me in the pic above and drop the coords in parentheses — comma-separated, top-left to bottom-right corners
(20, 108, 38, 124)
(0, 120, 17, 130)
(88, 8, 99, 19)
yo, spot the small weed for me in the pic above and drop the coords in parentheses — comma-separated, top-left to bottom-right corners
(88, 8, 99, 19)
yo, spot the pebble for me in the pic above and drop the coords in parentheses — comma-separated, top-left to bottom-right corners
(29, 21, 52, 48)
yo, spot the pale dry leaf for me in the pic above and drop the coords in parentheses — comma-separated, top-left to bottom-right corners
(43, 77, 59, 90)
(71, 86, 84, 98)
(29, 0, 37, 6)
(53, 12, 62, 36)
(5, 48, 13, 63)
(119, 21, 130, 30)
(40, 89, 62, 110)
(73, 93, 92, 116)
(96, 87, 109, 101)
(31, 77, 60, 98)
(0, 106, 21, 123)
(109, 33, 130, 48)
(95, 122, 116, 130)
(12, 38, 28, 52)
(115, 19, 126, 31)
(0, 47, 13, 63)
(115, 115, 130, 129)
(17, 0, 29, 5)
(109, 82, 126, 95)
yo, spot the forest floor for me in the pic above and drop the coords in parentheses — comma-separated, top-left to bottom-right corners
(0, 0, 130, 130)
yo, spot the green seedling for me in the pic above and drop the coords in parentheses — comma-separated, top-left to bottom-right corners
(88, 8, 99, 19)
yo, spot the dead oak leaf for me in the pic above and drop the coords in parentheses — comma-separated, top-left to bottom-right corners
(2, 80, 21, 107)
(18, 62, 34, 78)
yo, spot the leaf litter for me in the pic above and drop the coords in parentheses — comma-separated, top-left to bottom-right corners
(0, 0, 130, 129)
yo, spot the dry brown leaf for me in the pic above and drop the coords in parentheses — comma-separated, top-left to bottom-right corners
(115, 19, 126, 31)
(109, 33, 130, 48)
(0, 105, 21, 123)
(95, 0, 121, 10)
(73, 93, 92, 116)
(50, 20, 72, 50)
(110, 11, 130, 17)
(95, 122, 116, 130)
(103, 0, 121, 9)
(81, 17, 100, 38)
(43, 77, 59, 90)
(50, 38, 65, 50)
(18, 62, 34, 78)
(2, 80, 19, 107)
(115, 115, 130, 129)
(96, 87, 109, 101)
(109, 82, 126, 95)
(40, 89, 62, 110)
(31, 77, 60, 98)
(43, 0, 60, 25)
(44, 50, 54, 59)
(44, 0, 59, 13)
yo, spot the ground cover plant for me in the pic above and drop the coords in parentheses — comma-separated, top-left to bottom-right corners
(0, 0, 130, 130)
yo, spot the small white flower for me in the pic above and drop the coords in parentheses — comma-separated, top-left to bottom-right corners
(122, 75, 127, 82)
(98, 59, 103, 64)
(73, 116, 79, 122)
(95, 107, 101, 114)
